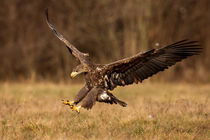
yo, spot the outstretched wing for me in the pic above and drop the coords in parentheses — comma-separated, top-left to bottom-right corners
(45, 9, 90, 65)
(103, 40, 201, 90)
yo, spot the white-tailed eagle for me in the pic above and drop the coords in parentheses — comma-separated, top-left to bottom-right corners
(45, 10, 201, 113)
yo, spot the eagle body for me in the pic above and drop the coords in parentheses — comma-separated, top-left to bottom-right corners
(46, 10, 201, 111)
(84, 66, 104, 88)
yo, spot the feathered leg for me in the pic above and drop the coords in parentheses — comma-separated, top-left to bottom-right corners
(63, 85, 90, 113)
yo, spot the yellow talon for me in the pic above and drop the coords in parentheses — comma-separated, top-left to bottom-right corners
(63, 100, 74, 106)
(72, 105, 81, 113)
(62, 100, 81, 113)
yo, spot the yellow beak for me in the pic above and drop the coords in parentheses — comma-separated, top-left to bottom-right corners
(70, 72, 78, 78)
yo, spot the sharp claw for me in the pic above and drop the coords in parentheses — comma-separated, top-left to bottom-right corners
(72, 105, 81, 113)
(62, 100, 74, 106)
(62, 100, 81, 113)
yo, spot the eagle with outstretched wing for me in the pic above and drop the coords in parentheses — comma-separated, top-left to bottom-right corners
(45, 10, 201, 113)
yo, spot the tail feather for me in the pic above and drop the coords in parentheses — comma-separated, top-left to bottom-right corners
(108, 92, 127, 107)
(114, 98, 127, 107)
(97, 89, 127, 107)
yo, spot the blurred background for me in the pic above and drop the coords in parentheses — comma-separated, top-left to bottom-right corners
(0, 0, 209, 83)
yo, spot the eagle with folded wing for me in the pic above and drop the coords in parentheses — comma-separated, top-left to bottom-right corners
(45, 10, 201, 113)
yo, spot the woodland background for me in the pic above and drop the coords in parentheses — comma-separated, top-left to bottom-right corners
(0, 0, 209, 82)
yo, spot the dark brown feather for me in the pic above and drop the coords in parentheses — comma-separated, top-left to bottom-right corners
(104, 40, 201, 90)
(81, 87, 99, 109)
(45, 9, 90, 66)
(74, 85, 90, 104)
(97, 89, 127, 107)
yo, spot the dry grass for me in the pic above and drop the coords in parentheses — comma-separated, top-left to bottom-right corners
(0, 82, 209, 140)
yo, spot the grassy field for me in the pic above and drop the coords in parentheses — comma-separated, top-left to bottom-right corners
(0, 82, 209, 140)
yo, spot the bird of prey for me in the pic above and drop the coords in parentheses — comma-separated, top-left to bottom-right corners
(45, 10, 201, 113)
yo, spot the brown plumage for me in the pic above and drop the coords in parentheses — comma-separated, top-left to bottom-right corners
(45, 10, 201, 110)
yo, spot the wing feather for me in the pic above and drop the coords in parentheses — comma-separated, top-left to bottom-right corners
(104, 40, 201, 90)
(45, 9, 89, 65)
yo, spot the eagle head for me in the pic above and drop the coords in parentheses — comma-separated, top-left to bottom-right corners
(71, 64, 88, 78)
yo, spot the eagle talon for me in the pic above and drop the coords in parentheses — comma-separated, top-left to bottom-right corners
(62, 100, 81, 113)
(63, 100, 74, 106)
(72, 105, 81, 113)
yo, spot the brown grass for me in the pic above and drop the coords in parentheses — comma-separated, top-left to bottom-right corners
(0, 82, 209, 140)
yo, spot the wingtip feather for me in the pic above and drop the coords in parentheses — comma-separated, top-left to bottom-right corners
(45, 8, 49, 22)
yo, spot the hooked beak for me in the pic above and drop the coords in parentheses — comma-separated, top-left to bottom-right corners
(70, 72, 78, 78)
